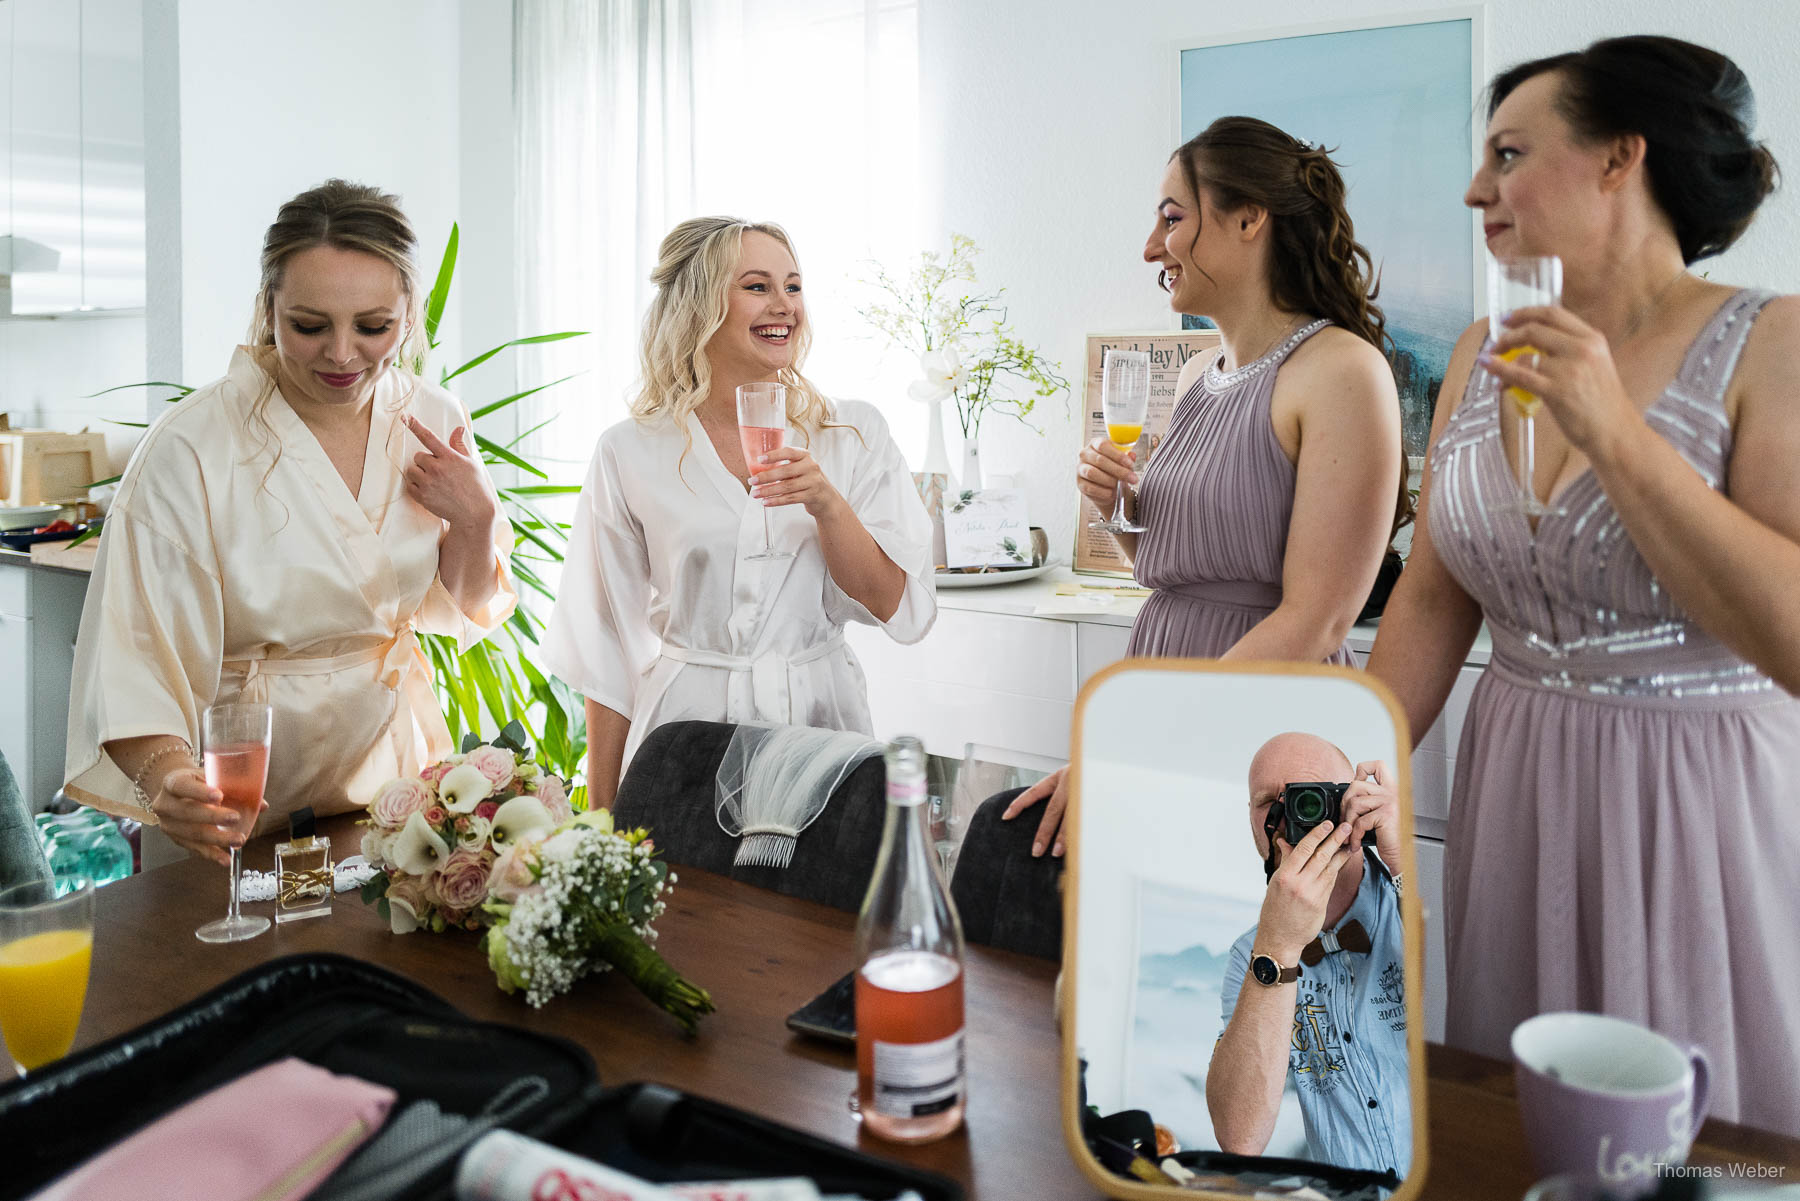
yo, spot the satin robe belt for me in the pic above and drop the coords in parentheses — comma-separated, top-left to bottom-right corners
(658, 635, 848, 725)
(1160, 579, 1282, 610)
(221, 626, 446, 788)
(224, 626, 422, 695)
(1484, 620, 1780, 707)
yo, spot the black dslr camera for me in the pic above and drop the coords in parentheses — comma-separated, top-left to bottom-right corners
(1261, 781, 1374, 881)
(1274, 781, 1352, 846)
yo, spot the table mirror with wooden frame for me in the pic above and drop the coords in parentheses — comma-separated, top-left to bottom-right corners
(1061, 660, 1428, 1200)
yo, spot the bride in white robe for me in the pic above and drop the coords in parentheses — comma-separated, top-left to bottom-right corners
(542, 218, 935, 806)
(65, 182, 514, 861)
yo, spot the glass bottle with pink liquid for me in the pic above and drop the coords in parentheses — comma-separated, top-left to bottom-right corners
(195, 702, 272, 943)
(854, 736, 967, 1143)
(736, 382, 795, 562)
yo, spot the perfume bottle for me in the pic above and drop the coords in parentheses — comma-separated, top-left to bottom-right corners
(274, 806, 332, 924)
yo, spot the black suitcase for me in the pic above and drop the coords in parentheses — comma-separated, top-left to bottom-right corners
(0, 953, 960, 1201)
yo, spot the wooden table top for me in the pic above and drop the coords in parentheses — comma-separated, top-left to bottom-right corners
(25, 823, 1800, 1200)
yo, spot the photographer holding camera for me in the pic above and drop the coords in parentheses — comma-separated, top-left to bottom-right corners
(1206, 732, 1409, 1180)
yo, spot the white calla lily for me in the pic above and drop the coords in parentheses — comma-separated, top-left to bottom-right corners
(388, 894, 421, 935)
(490, 795, 556, 850)
(391, 811, 451, 877)
(907, 346, 968, 403)
(439, 763, 493, 813)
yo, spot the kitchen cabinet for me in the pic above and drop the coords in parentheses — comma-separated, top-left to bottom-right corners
(0, 554, 90, 812)
(1, 0, 145, 315)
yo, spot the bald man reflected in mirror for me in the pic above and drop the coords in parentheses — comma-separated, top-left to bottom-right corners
(1207, 732, 1410, 1181)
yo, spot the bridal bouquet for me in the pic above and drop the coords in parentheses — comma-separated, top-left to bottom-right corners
(480, 808, 715, 1033)
(359, 724, 573, 935)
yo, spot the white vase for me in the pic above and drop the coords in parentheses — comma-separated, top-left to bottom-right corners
(921, 399, 955, 485)
(961, 432, 982, 491)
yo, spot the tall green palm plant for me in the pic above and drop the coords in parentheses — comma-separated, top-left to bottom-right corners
(87, 226, 592, 783)
(409, 225, 590, 782)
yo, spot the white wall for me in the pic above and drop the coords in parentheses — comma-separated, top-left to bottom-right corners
(164, 0, 464, 391)
(0, 316, 147, 473)
(917, 0, 1800, 560)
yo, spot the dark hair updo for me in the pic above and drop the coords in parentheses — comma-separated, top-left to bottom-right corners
(1171, 116, 1390, 355)
(1488, 35, 1779, 264)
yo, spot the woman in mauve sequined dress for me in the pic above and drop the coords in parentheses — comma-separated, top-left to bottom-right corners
(1002, 117, 1408, 858)
(1368, 36, 1800, 1134)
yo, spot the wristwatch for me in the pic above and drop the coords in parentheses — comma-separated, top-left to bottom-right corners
(1250, 953, 1301, 987)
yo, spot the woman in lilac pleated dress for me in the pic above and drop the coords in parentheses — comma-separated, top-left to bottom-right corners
(1003, 117, 1408, 857)
(1368, 36, 1800, 1134)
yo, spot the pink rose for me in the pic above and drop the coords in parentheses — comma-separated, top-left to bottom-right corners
(489, 831, 548, 903)
(466, 745, 517, 790)
(475, 800, 500, 821)
(372, 777, 434, 829)
(419, 761, 452, 785)
(436, 849, 495, 912)
(536, 778, 573, 826)
(423, 805, 449, 827)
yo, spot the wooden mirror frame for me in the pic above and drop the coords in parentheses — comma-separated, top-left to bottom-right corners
(1059, 657, 1431, 1199)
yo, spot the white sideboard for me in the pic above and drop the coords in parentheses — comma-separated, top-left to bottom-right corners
(0, 551, 90, 812)
(847, 567, 1490, 1041)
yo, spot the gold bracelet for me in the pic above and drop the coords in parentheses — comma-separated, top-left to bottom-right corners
(131, 743, 196, 815)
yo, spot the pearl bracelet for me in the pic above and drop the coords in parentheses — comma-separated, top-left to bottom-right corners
(131, 743, 196, 815)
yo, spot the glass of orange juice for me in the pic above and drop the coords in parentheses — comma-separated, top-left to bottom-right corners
(1090, 348, 1150, 534)
(0, 877, 95, 1075)
(195, 702, 273, 944)
(1487, 254, 1563, 516)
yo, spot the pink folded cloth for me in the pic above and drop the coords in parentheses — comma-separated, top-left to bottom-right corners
(30, 1057, 396, 1201)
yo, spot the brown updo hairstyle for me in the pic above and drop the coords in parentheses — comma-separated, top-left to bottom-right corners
(247, 179, 428, 367)
(1171, 116, 1412, 537)
(1488, 35, 1779, 264)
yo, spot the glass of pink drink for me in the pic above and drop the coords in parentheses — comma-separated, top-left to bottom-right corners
(736, 382, 796, 563)
(195, 702, 273, 944)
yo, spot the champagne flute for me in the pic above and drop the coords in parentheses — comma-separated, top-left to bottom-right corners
(1487, 254, 1563, 516)
(195, 702, 272, 944)
(0, 877, 94, 1076)
(737, 382, 796, 562)
(1089, 349, 1150, 534)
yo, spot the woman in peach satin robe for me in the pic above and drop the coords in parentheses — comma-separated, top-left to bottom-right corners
(64, 181, 514, 864)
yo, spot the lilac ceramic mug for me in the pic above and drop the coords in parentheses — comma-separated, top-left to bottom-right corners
(1512, 1012, 1711, 1192)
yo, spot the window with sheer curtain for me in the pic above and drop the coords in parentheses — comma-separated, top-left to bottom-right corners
(513, 0, 924, 480)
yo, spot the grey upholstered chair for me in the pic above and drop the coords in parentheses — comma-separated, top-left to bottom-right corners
(611, 720, 889, 913)
(0, 751, 53, 891)
(949, 788, 1064, 961)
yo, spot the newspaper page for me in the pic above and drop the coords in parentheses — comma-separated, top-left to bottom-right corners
(1074, 330, 1223, 576)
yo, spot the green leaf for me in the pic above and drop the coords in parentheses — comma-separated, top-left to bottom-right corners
(500, 484, 584, 497)
(441, 331, 588, 384)
(476, 434, 549, 481)
(84, 475, 122, 489)
(84, 380, 192, 399)
(107, 419, 149, 429)
(470, 373, 582, 420)
(425, 223, 460, 347)
(461, 731, 483, 753)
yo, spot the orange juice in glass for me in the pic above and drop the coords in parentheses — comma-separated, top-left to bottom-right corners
(0, 878, 95, 1075)
(1486, 254, 1563, 514)
(1091, 348, 1150, 534)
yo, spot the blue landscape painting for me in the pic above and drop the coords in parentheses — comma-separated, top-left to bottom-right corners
(1180, 18, 1476, 455)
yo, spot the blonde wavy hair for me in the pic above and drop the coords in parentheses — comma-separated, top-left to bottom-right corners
(631, 217, 836, 449)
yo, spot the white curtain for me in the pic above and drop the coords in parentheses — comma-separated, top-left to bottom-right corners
(513, 0, 923, 479)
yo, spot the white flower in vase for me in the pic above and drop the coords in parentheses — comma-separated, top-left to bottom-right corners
(907, 346, 968, 403)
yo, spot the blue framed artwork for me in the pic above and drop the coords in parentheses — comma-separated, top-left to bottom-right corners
(1177, 12, 1482, 456)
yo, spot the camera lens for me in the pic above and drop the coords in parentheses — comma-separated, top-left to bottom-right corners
(1288, 787, 1328, 823)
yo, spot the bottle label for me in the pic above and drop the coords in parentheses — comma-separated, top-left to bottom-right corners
(886, 777, 927, 807)
(870, 1031, 965, 1118)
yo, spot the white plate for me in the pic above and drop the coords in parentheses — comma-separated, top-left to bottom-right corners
(0, 505, 63, 531)
(934, 558, 1061, 588)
